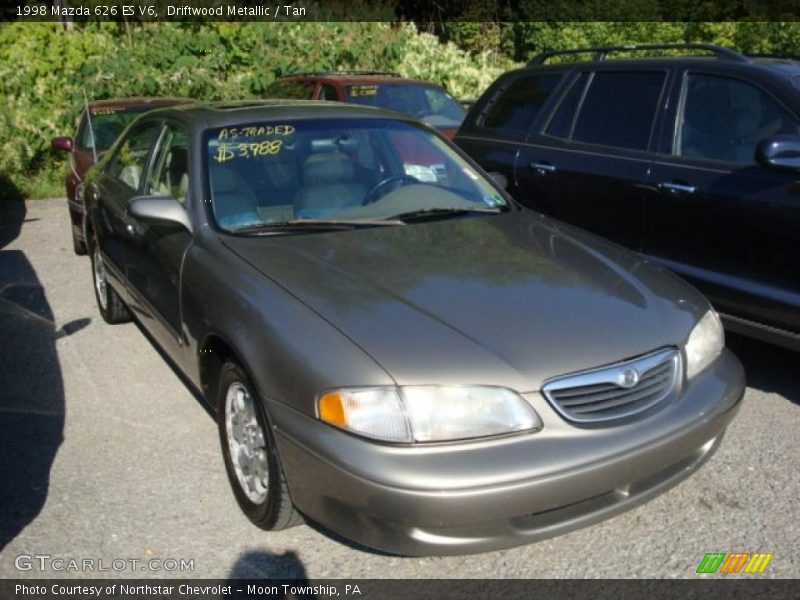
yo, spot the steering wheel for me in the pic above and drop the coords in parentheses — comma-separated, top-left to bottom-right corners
(362, 175, 418, 206)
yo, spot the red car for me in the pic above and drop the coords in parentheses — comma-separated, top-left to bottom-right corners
(265, 71, 467, 138)
(52, 97, 192, 254)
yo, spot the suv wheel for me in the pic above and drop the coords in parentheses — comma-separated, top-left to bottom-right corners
(217, 360, 302, 530)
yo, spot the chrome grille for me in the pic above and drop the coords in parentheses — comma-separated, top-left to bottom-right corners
(542, 348, 680, 424)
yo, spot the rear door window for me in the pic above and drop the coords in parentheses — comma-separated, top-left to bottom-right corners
(545, 72, 589, 139)
(480, 73, 563, 138)
(571, 71, 666, 151)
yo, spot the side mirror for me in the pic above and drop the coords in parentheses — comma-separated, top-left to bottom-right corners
(488, 171, 508, 190)
(755, 135, 800, 173)
(128, 196, 192, 233)
(51, 136, 74, 152)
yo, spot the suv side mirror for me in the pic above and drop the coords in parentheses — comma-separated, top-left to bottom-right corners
(52, 136, 74, 152)
(128, 196, 192, 233)
(755, 135, 800, 173)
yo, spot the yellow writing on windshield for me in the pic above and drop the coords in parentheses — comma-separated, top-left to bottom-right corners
(213, 140, 284, 163)
(218, 125, 295, 140)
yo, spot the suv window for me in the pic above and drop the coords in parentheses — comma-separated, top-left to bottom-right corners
(147, 125, 190, 204)
(677, 73, 800, 164)
(545, 72, 589, 139)
(572, 71, 665, 151)
(481, 73, 562, 137)
(265, 80, 315, 99)
(106, 122, 163, 192)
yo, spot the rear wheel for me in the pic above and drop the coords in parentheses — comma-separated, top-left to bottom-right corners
(217, 360, 302, 530)
(90, 241, 130, 324)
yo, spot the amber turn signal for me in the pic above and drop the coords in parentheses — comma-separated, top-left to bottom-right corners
(318, 392, 348, 427)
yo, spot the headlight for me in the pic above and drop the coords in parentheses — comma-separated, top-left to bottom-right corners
(318, 386, 542, 443)
(684, 309, 725, 380)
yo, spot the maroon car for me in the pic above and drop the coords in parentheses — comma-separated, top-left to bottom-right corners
(52, 97, 192, 254)
(264, 71, 467, 138)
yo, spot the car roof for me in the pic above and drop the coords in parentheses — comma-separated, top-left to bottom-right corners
(519, 46, 800, 81)
(87, 97, 194, 110)
(278, 72, 439, 87)
(140, 99, 424, 129)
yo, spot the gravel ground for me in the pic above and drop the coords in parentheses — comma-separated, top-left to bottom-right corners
(0, 198, 797, 580)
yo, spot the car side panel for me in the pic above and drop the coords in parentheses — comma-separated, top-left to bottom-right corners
(512, 139, 650, 249)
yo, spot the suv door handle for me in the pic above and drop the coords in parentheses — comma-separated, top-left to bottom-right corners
(658, 181, 696, 194)
(530, 161, 557, 174)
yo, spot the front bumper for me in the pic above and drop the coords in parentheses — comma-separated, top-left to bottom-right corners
(271, 349, 744, 556)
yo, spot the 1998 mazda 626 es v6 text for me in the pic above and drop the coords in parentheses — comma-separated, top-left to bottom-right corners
(82, 100, 745, 555)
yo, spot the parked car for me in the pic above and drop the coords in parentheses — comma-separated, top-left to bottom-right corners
(455, 43, 800, 351)
(51, 97, 192, 255)
(265, 71, 467, 137)
(83, 100, 743, 556)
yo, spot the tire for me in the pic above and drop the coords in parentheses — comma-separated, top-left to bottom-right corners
(217, 360, 302, 530)
(72, 229, 87, 255)
(90, 241, 130, 324)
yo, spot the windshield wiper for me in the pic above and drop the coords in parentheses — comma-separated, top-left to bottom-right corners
(233, 218, 405, 235)
(385, 206, 503, 222)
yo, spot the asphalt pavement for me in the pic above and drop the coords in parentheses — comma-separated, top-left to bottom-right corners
(0, 198, 797, 579)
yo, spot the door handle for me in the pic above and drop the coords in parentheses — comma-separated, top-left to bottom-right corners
(530, 161, 557, 174)
(658, 181, 696, 194)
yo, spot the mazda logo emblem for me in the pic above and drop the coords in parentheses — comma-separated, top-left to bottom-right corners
(618, 367, 640, 389)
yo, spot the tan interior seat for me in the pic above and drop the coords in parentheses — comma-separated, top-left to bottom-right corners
(296, 153, 366, 216)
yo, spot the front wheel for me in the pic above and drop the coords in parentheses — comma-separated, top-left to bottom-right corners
(217, 361, 302, 530)
(90, 241, 130, 324)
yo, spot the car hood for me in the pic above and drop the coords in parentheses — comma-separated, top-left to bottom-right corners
(222, 211, 708, 391)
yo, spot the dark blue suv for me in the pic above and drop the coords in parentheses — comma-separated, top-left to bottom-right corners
(456, 44, 800, 351)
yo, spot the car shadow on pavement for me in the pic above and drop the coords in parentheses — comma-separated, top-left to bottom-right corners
(726, 333, 799, 405)
(0, 195, 65, 551)
(226, 549, 311, 582)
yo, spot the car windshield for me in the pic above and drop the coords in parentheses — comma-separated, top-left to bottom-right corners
(205, 118, 508, 233)
(344, 84, 466, 129)
(77, 107, 153, 151)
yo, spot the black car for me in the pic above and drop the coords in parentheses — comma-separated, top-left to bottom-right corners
(456, 43, 800, 351)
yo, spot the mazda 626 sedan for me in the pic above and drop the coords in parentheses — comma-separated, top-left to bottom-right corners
(83, 100, 745, 555)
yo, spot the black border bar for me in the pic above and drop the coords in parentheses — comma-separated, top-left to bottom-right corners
(2, 579, 800, 600)
(7, 0, 800, 23)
